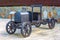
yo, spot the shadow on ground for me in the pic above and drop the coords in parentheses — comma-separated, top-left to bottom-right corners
(0, 26, 51, 38)
(0, 31, 26, 38)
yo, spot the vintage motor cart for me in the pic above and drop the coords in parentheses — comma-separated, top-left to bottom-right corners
(6, 4, 56, 37)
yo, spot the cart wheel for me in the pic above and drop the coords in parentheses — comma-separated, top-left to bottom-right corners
(35, 23, 41, 27)
(6, 21, 16, 34)
(21, 23, 32, 37)
(48, 20, 55, 29)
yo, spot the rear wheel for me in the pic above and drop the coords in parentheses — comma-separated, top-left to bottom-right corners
(6, 21, 16, 34)
(35, 23, 41, 27)
(48, 20, 55, 29)
(21, 23, 32, 37)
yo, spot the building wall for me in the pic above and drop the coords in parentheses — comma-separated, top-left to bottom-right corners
(0, 6, 60, 19)
(0, 0, 60, 6)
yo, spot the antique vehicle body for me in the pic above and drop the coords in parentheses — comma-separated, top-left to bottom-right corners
(6, 4, 56, 37)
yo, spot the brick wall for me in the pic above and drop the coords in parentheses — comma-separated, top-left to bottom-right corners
(0, 0, 60, 6)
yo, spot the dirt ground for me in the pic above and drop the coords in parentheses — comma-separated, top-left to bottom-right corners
(0, 19, 60, 40)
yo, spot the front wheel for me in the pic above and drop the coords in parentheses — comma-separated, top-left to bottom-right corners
(21, 23, 32, 37)
(6, 21, 16, 34)
(48, 20, 55, 29)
